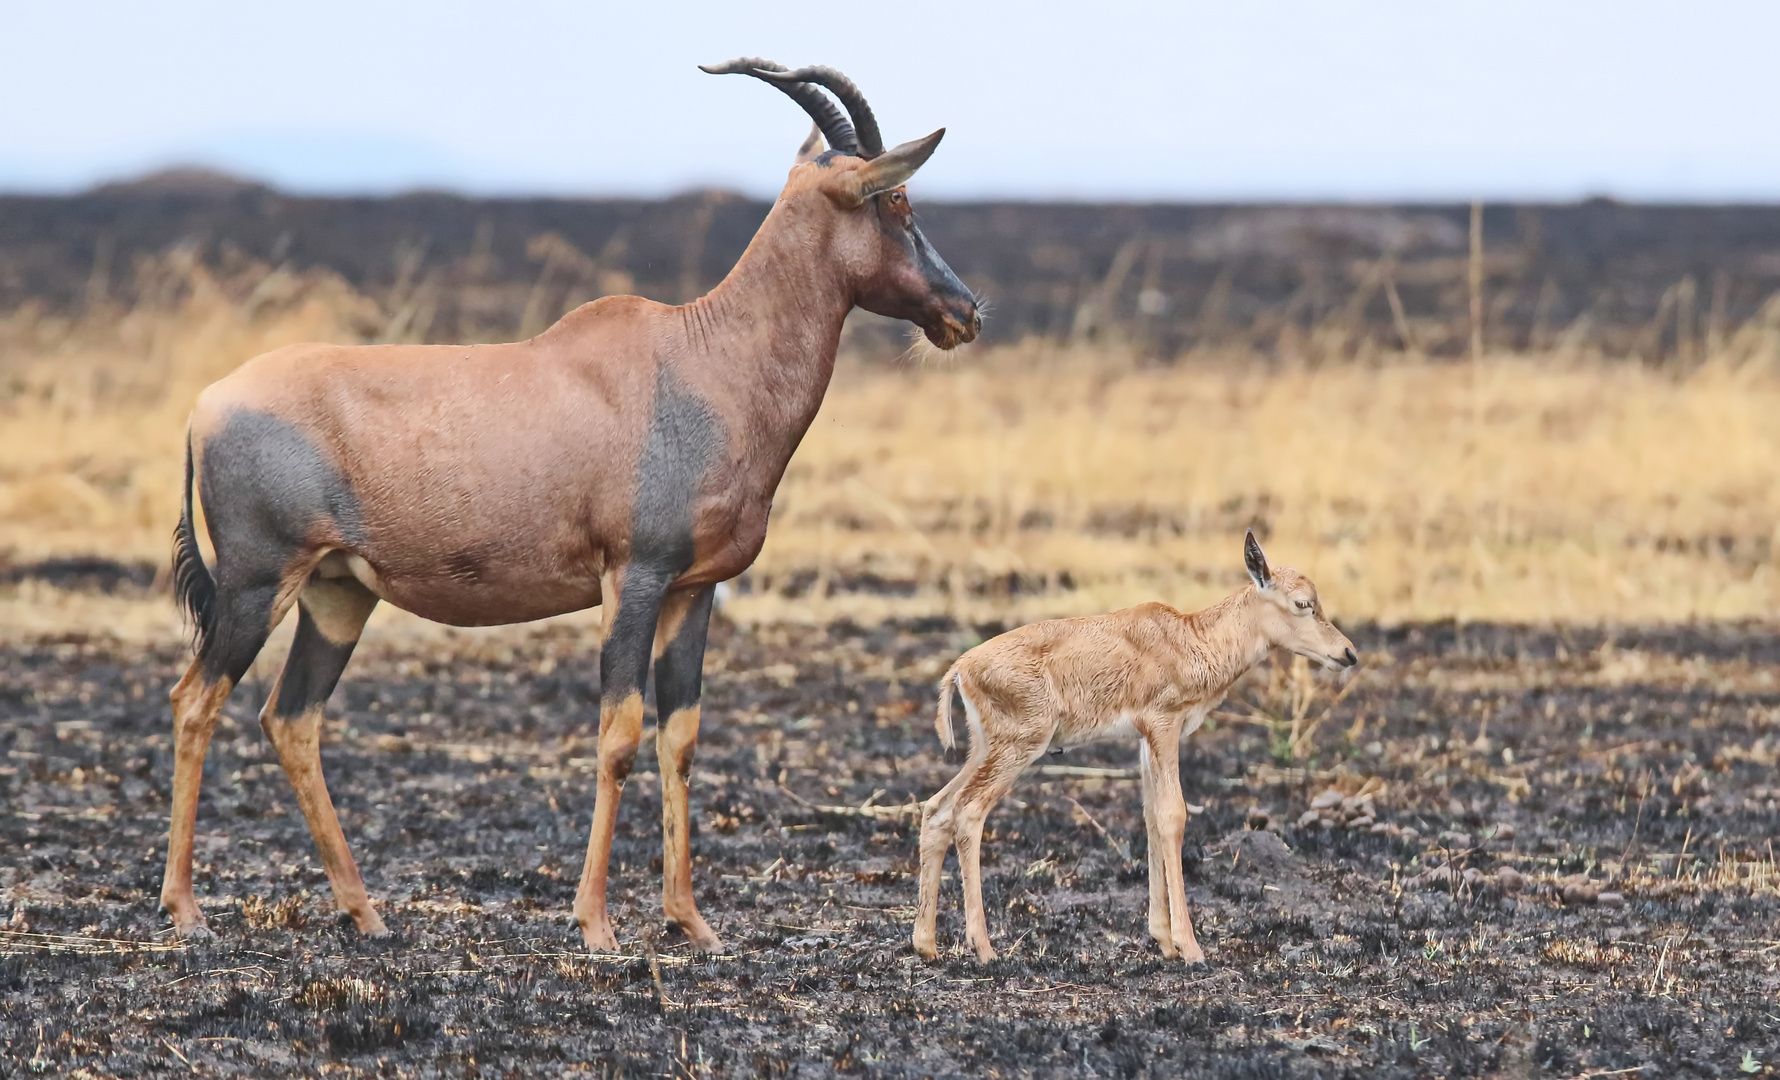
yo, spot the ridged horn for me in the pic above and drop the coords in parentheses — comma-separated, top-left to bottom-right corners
(754, 65, 883, 158)
(699, 57, 858, 156)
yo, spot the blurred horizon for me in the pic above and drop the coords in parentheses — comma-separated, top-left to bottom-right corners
(6, 0, 1779, 202)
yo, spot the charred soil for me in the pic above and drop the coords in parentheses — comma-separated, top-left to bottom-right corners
(2, 619, 1778, 1076)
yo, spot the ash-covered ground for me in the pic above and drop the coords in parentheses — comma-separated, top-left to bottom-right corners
(3, 618, 1778, 1077)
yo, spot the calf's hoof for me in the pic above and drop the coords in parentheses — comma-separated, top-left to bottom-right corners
(670, 914, 723, 953)
(579, 918, 620, 954)
(163, 900, 212, 939)
(351, 909, 391, 938)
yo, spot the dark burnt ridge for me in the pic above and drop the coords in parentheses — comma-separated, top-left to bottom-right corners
(0, 556, 160, 594)
(7, 178, 1780, 360)
(2, 621, 1776, 1076)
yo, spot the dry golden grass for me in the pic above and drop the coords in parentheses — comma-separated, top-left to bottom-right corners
(4, 252, 1780, 632)
(0, 249, 377, 563)
(744, 344, 1780, 625)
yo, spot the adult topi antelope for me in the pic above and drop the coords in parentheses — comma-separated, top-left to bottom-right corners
(914, 532, 1357, 963)
(161, 59, 979, 953)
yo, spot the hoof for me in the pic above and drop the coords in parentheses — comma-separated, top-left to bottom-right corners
(1153, 936, 1177, 959)
(355, 913, 391, 938)
(669, 914, 722, 953)
(580, 920, 619, 954)
(165, 902, 212, 939)
(912, 936, 938, 962)
(1176, 944, 1207, 965)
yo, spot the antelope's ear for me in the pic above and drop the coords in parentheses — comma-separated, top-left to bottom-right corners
(823, 128, 945, 208)
(1244, 529, 1273, 590)
(794, 123, 826, 165)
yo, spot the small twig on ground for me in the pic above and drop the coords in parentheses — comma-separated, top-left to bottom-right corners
(1014, 982, 1095, 995)
(1620, 769, 1652, 866)
(1033, 765, 1138, 780)
(1647, 934, 1676, 996)
(164, 966, 274, 987)
(642, 930, 675, 1011)
(1065, 795, 1134, 865)
(778, 782, 921, 819)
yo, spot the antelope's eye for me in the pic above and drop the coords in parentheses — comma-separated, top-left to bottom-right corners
(1294, 599, 1313, 612)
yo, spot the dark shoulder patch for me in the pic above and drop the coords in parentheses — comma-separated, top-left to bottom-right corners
(631, 368, 723, 573)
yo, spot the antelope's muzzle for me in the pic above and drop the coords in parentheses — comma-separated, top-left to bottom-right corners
(928, 300, 981, 350)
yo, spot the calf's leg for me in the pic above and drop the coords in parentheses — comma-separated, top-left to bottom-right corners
(1138, 740, 1175, 956)
(913, 749, 978, 960)
(1143, 726, 1204, 963)
(953, 733, 1047, 962)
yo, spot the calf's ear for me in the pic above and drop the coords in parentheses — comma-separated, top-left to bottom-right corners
(1244, 529, 1273, 590)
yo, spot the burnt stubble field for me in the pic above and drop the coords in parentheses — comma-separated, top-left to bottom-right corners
(3, 616, 1779, 1077)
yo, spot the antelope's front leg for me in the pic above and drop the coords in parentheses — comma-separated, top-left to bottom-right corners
(1144, 725, 1205, 964)
(652, 585, 722, 951)
(574, 568, 668, 953)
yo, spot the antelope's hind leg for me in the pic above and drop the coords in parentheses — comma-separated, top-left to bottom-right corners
(162, 579, 288, 936)
(574, 567, 671, 953)
(652, 585, 721, 951)
(258, 574, 384, 935)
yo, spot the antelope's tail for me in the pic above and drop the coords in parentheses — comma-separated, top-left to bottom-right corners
(172, 429, 216, 659)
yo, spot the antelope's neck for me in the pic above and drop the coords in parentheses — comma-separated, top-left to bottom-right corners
(675, 202, 854, 455)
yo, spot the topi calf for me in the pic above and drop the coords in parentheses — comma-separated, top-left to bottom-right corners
(913, 531, 1357, 963)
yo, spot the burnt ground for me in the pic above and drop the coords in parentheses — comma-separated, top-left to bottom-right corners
(2, 618, 1778, 1077)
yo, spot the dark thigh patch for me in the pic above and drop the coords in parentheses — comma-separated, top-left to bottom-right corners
(199, 409, 366, 583)
(631, 368, 723, 572)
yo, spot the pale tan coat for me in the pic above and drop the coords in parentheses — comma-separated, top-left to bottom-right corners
(914, 534, 1357, 963)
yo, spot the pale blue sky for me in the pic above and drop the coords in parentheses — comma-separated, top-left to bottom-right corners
(4, 0, 1777, 200)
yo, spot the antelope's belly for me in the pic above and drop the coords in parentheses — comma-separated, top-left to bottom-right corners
(318, 548, 603, 627)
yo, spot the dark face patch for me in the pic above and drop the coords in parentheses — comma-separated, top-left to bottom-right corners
(905, 221, 973, 308)
(855, 193, 979, 345)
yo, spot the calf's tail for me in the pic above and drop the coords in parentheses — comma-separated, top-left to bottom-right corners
(935, 663, 962, 751)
